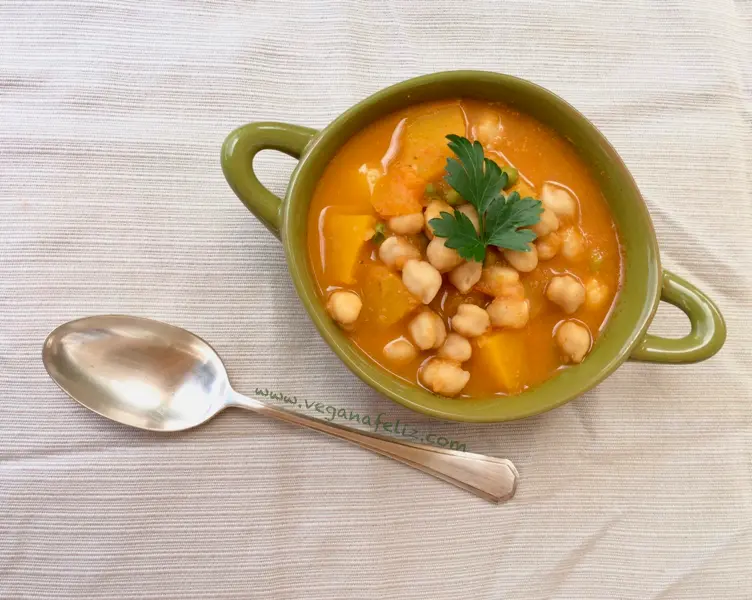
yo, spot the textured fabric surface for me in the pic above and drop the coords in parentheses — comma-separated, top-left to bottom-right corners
(1, 1, 751, 598)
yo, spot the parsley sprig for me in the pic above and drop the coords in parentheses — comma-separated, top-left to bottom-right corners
(428, 134, 543, 262)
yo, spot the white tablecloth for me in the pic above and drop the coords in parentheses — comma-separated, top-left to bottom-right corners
(2, 1, 751, 598)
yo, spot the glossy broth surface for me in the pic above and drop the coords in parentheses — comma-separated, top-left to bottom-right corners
(307, 99, 622, 398)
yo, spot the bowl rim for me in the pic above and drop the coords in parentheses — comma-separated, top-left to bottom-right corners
(281, 70, 662, 422)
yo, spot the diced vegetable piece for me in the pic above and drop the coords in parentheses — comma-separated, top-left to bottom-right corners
(522, 270, 548, 319)
(371, 222, 386, 244)
(360, 264, 420, 326)
(370, 163, 425, 217)
(445, 189, 462, 205)
(399, 105, 467, 180)
(500, 166, 518, 188)
(323, 213, 377, 284)
(473, 331, 526, 394)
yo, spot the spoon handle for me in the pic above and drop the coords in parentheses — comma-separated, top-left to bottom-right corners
(229, 392, 518, 503)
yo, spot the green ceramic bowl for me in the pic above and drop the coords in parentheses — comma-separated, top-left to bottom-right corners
(221, 71, 726, 423)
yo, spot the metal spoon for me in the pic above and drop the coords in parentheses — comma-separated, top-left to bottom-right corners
(42, 315, 518, 503)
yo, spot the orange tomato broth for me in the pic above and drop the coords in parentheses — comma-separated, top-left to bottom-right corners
(306, 99, 623, 398)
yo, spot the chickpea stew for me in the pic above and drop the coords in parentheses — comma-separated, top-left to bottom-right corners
(307, 99, 623, 398)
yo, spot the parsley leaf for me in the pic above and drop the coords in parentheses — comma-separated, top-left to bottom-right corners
(429, 210, 486, 262)
(485, 191, 543, 251)
(431, 135, 543, 261)
(444, 134, 508, 216)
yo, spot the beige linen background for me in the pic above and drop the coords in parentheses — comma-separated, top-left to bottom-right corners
(1, 1, 751, 598)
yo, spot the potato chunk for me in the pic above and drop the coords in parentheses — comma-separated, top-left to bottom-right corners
(400, 104, 467, 180)
(546, 275, 586, 314)
(402, 259, 443, 304)
(360, 264, 420, 326)
(322, 213, 377, 284)
(451, 303, 491, 338)
(420, 357, 470, 396)
(327, 290, 362, 328)
(555, 321, 592, 364)
(370, 164, 425, 218)
(474, 331, 525, 393)
(408, 310, 446, 350)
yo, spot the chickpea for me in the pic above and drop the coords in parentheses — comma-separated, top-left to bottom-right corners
(379, 236, 421, 270)
(504, 244, 538, 273)
(484, 247, 501, 267)
(452, 303, 491, 338)
(426, 236, 464, 273)
(408, 310, 447, 351)
(555, 321, 592, 364)
(560, 228, 586, 261)
(546, 275, 586, 314)
(448, 260, 483, 294)
(383, 338, 417, 364)
(531, 207, 560, 237)
(476, 265, 524, 299)
(327, 290, 362, 327)
(586, 278, 610, 310)
(402, 259, 443, 304)
(457, 204, 480, 233)
(536, 231, 561, 261)
(487, 297, 530, 329)
(420, 357, 471, 397)
(388, 213, 424, 235)
(424, 199, 453, 239)
(541, 183, 577, 218)
(438, 333, 472, 363)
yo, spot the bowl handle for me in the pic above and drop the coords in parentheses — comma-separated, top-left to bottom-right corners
(630, 269, 726, 363)
(221, 122, 318, 239)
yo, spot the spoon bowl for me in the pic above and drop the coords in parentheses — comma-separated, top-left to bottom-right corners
(43, 316, 229, 431)
(42, 315, 519, 503)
